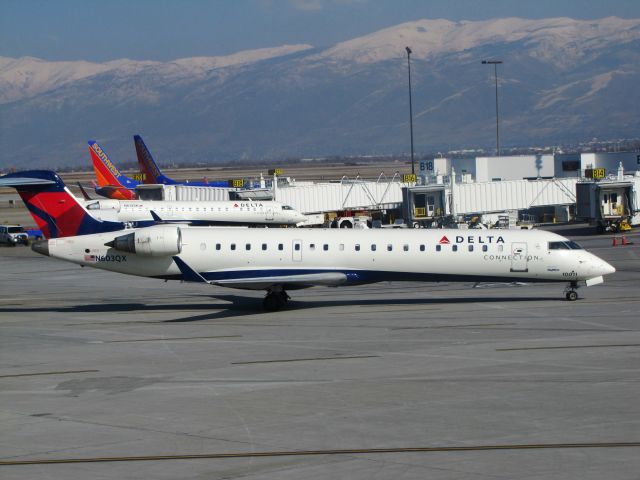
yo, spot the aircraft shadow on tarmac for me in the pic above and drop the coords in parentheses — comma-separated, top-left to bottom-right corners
(0, 294, 559, 322)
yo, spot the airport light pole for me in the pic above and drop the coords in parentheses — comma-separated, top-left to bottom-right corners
(406, 46, 415, 175)
(482, 59, 503, 156)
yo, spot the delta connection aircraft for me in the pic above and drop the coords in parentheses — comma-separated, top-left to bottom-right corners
(0, 172, 615, 311)
(2, 171, 307, 228)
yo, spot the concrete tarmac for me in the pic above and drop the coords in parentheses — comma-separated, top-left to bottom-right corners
(1, 228, 639, 479)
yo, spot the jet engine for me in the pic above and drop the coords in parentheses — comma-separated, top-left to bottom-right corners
(106, 226, 182, 256)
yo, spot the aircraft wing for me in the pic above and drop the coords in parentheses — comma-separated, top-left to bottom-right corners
(172, 256, 347, 289)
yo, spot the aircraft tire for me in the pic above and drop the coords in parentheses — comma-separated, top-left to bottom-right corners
(565, 290, 578, 301)
(263, 293, 283, 311)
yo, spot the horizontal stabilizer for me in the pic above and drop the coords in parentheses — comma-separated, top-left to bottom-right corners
(0, 176, 56, 187)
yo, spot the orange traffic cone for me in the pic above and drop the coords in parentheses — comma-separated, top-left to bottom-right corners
(613, 237, 618, 247)
(622, 236, 628, 246)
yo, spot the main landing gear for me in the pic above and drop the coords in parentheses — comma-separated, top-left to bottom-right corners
(564, 281, 579, 301)
(263, 287, 290, 311)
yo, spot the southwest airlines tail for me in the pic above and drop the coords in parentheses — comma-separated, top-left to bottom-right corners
(0, 170, 125, 238)
(134, 135, 177, 185)
(88, 140, 139, 199)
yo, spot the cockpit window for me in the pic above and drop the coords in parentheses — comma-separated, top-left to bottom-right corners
(549, 241, 583, 250)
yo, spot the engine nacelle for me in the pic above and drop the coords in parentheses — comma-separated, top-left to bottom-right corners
(107, 226, 182, 256)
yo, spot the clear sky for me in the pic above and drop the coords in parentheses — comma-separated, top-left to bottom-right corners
(1, 0, 639, 62)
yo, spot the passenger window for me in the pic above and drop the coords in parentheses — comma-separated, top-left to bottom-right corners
(497, 245, 503, 252)
(309, 243, 316, 251)
(452, 245, 458, 252)
(436, 245, 442, 252)
(295, 244, 300, 251)
(231, 243, 236, 251)
(420, 244, 425, 252)
(387, 244, 393, 251)
(262, 243, 267, 251)
(246, 243, 251, 251)
(403, 244, 409, 252)
(355, 244, 360, 251)
(323, 244, 329, 251)
(278, 243, 284, 251)
(215, 243, 221, 251)
(371, 244, 377, 251)
(482, 245, 488, 252)
(468, 245, 474, 252)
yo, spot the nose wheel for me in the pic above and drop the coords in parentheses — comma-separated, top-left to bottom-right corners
(263, 288, 290, 311)
(564, 281, 579, 301)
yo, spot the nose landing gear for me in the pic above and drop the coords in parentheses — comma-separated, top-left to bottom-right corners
(263, 287, 290, 311)
(564, 281, 579, 301)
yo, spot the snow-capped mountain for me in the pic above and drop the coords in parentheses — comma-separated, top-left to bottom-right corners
(1, 17, 639, 169)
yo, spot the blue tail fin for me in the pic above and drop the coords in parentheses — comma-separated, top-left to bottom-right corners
(134, 135, 176, 185)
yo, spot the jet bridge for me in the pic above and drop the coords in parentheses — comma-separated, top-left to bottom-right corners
(576, 176, 640, 232)
(404, 178, 580, 226)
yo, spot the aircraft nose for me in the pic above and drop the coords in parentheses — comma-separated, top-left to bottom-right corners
(599, 260, 616, 276)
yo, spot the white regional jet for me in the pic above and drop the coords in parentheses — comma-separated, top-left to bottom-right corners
(7, 170, 307, 227)
(1, 171, 616, 311)
(81, 197, 307, 226)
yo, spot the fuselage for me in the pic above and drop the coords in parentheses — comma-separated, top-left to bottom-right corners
(41, 227, 615, 288)
(82, 199, 307, 226)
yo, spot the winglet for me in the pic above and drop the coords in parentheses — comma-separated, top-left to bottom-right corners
(77, 182, 93, 200)
(172, 256, 210, 283)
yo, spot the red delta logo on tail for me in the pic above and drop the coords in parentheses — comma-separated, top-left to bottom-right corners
(0, 170, 125, 239)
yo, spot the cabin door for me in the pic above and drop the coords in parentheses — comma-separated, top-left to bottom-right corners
(510, 242, 528, 272)
(292, 240, 302, 261)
